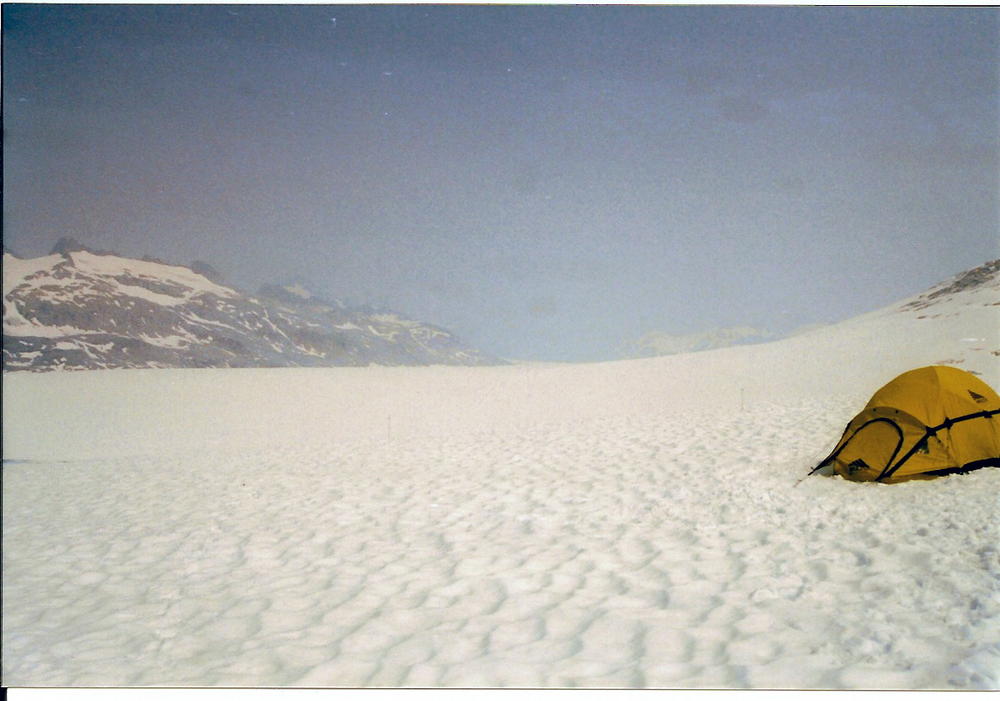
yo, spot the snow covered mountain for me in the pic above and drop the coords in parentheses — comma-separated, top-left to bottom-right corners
(2, 239, 499, 371)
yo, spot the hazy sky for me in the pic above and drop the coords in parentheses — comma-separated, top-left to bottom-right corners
(3, 4, 998, 361)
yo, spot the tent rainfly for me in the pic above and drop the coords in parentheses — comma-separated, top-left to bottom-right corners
(813, 365, 1000, 483)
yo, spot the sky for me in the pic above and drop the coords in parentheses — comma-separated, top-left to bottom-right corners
(3, 4, 998, 362)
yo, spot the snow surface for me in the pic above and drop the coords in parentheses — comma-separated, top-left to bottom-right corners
(2, 273, 999, 689)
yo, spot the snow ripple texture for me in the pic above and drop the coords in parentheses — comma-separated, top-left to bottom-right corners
(4, 362, 999, 689)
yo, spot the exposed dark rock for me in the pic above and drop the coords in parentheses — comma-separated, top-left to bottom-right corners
(49, 237, 118, 257)
(190, 260, 226, 284)
(901, 260, 1000, 311)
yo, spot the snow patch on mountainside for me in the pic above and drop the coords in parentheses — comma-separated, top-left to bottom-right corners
(2, 253, 67, 297)
(69, 250, 236, 300)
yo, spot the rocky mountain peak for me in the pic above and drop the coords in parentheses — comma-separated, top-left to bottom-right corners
(49, 237, 121, 257)
(49, 237, 89, 256)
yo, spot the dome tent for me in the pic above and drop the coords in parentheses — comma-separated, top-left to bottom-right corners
(813, 366, 1000, 483)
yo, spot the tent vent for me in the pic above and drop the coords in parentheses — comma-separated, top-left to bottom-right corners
(847, 459, 869, 475)
(969, 390, 988, 404)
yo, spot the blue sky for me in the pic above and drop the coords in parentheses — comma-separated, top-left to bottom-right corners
(3, 5, 998, 361)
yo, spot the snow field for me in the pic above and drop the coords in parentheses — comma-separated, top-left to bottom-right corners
(4, 275, 999, 688)
(3, 364, 999, 688)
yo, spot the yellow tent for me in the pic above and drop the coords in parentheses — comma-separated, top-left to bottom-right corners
(814, 366, 1000, 483)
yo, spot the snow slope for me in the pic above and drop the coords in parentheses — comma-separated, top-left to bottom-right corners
(2, 262, 998, 689)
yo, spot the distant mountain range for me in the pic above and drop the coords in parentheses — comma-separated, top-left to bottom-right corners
(621, 325, 775, 359)
(2, 238, 500, 371)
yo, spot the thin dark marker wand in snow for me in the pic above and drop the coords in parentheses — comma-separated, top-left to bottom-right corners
(795, 463, 825, 487)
